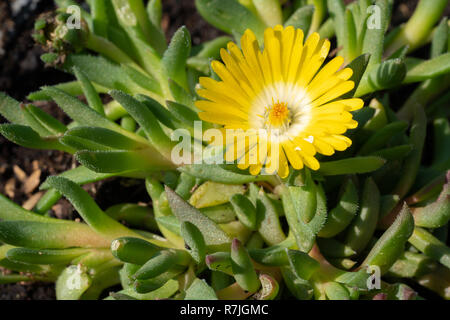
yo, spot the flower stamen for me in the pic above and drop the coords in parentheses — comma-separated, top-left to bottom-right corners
(265, 99, 291, 131)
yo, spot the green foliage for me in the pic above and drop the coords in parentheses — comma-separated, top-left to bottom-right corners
(0, 0, 448, 301)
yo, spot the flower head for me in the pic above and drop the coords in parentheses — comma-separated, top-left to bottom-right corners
(196, 26, 364, 178)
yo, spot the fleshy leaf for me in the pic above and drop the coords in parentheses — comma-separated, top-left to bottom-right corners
(319, 157, 386, 176)
(185, 278, 218, 300)
(165, 186, 231, 247)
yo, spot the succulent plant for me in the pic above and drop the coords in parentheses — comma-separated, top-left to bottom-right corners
(0, 0, 449, 300)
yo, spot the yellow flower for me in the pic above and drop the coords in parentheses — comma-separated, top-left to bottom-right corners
(196, 26, 364, 178)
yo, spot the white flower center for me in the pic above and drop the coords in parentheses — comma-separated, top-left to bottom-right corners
(249, 83, 312, 141)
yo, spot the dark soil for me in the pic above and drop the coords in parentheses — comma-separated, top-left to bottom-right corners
(0, 0, 448, 300)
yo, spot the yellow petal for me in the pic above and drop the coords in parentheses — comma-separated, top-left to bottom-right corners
(311, 81, 355, 107)
(341, 98, 364, 111)
(199, 111, 248, 127)
(278, 155, 290, 178)
(321, 136, 349, 151)
(309, 56, 345, 86)
(282, 140, 304, 170)
(289, 136, 316, 156)
(264, 29, 283, 83)
(241, 29, 264, 83)
(249, 163, 263, 176)
(281, 26, 296, 79)
(287, 29, 305, 83)
(195, 100, 248, 118)
(313, 137, 335, 156)
(301, 154, 320, 170)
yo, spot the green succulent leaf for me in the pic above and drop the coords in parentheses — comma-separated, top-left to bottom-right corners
(165, 186, 231, 248)
(362, 0, 391, 69)
(324, 282, 350, 300)
(200, 204, 236, 224)
(43, 87, 122, 132)
(206, 252, 233, 275)
(357, 59, 407, 96)
(179, 164, 261, 184)
(230, 194, 258, 231)
(168, 79, 196, 109)
(388, 252, 435, 278)
(0, 221, 109, 249)
(404, 53, 450, 83)
(393, 105, 427, 198)
(345, 178, 380, 254)
(27, 81, 109, 101)
(111, 237, 162, 265)
(134, 267, 184, 294)
(64, 54, 138, 93)
(122, 64, 162, 95)
(431, 17, 449, 59)
(287, 249, 320, 280)
(166, 101, 200, 128)
(370, 145, 413, 161)
(0, 193, 67, 223)
(0, 92, 26, 125)
(40, 166, 116, 190)
(285, 5, 314, 33)
(231, 239, 260, 293)
(343, 9, 357, 63)
(0, 124, 71, 152)
(409, 227, 450, 269)
(318, 156, 386, 176)
(46, 176, 141, 241)
(195, 0, 265, 40)
(76, 149, 173, 175)
(358, 121, 409, 155)
(189, 181, 245, 209)
(385, 0, 449, 55)
(185, 278, 218, 300)
(319, 179, 359, 238)
(281, 266, 314, 300)
(109, 90, 174, 157)
(181, 221, 207, 264)
(0, 274, 37, 285)
(115, 279, 179, 300)
(6, 248, 91, 265)
(317, 238, 357, 259)
(106, 203, 157, 231)
(73, 66, 105, 115)
(135, 94, 177, 129)
(413, 177, 450, 228)
(326, 0, 345, 47)
(56, 265, 92, 300)
(147, 0, 163, 30)
(134, 250, 188, 280)
(256, 189, 286, 246)
(162, 26, 191, 89)
(192, 36, 231, 60)
(362, 203, 414, 274)
(62, 126, 147, 151)
(281, 183, 326, 253)
(432, 118, 450, 167)
(22, 104, 67, 135)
